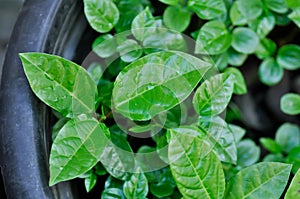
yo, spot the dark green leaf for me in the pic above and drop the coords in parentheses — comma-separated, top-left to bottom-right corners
(277, 44, 300, 70)
(225, 162, 292, 198)
(289, 8, 300, 28)
(117, 39, 143, 63)
(286, 147, 300, 173)
(260, 138, 283, 153)
(123, 167, 148, 199)
(95, 163, 107, 176)
(258, 58, 283, 86)
(265, 0, 289, 14)
(274, 12, 291, 25)
(230, 1, 247, 26)
(232, 27, 259, 54)
(237, 0, 263, 20)
(150, 168, 176, 197)
(224, 67, 247, 95)
(92, 34, 117, 58)
(275, 123, 300, 153)
(168, 130, 225, 199)
(49, 118, 109, 186)
(83, 0, 119, 33)
(84, 171, 97, 192)
(113, 51, 211, 120)
(188, 0, 227, 20)
(20, 53, 97, 117)
(101, 188, 125, 199)
(255, 38, 277, 59)
(285, 169, 300, 199)
(227, 48, 248, 66)
(193, 73, 234, 116)
(163, 5, 191, 32)
(237, 139, 260, 167)
(281, 93, 300, 115)
(196, 20, 232, 55)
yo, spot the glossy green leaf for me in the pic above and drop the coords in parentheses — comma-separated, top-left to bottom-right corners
(49, 118, 109, 186)
(286, 146, 300, 173)
(159, 0, 180, 5)
(249, 13, 276, 38)
(95, 163, 107, 176)
(275, 123, 300, 153)
(117, 39, 143, 63)
(229, 124, 246, 143)
(92, 34, 117, 58)
(285, 0, 300, 8)
(168, 130, 225, 199)
(265, 0, 289, 13)
(84, 171, 97, 192)
(260, 138, 283, 153)
(258, 58, 283, 86)
(198, 116, 237, 164)
(188, 0, 227, 20)
(113, 51, 211, 120)
(285, 169, 300, 199)
(277, 44, 300, 70)
(224, 67, 247, 95)
(289, 8, 300, 28)
(131, 7, 156, 41)
(129, 123, 157, 133)
(163, 5, 191, 32)
(237, 139, 260, 167)
(232, 27, 259, 54)
(225, 162, 292, 198)
(20, 53, 97, 118)
(83, 0, 119, 33)
(230, 1, 247, 26)
(123, 167, 148, 199)
(193, 73, 234, 116)
(195, 20, 232, 55)
(255, 38, 277, 59)
(281, 93, 300, 115)
(149, 168, 176, 197)
(212, 53, 228, 71)
(237, 0, 263, 20)
(101, 188, 125, 199)
(274, 12, 291, 25)
(227, 48, 248, 66)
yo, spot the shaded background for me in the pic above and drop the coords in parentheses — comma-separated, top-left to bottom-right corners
(0, 0, 24, 198)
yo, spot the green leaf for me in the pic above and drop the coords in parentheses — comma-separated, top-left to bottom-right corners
(249, 13, 276, 38)
(232, 27, 259, 54)
(101, 188, 125, 199)
(255, 38, 277, 59)
(237, 0, 263, 20)
(237, 139, 260, 167)
(49, 118, 109, 186)
(286, 147, 300, 174)
(289, 8, 300, 28)
(188, 0, 227, 20)
(113, 51, 211, 120)
(193, 73, 234, 116)
(84, 171, 97, 192)
(277, 44, 300, 70)
(149, 168, 176, 197)
(195, 20, 232, 55)
(19, 53, 97, 118)
(258, 58, 284, 86)
(212, 53, 228, 71)
(260, 138, 283, 153)
(265, 0, 289, 13)
(163, 5, 191, 32)
(225, 162, 292, 198)
(117, 39, 143, 63)
(227, 48, 248, 66)
(198, 116, 237, 164)
(87, 63, 103, 84)
(131, 7, 156, 41)
(159, 0, 180, 5)
(275, 123, 300, 153)
(83, 0, 119, 33)
(285, 169, 300, 199)
(129, 124, 157, 133)
(168, 130, 225, 199)
(95, 163, 107, 176)
(263, 153, 285, 162)
(224, 67, 247, 95)
(92, 34, 117, 58)
(123, 167, 148, 199)
(285, 0, 300, 8)
(229, 124, 246, 143)
(274, 12, 291, 25)
(281, 93, 300, 115)
(230, 1, 247, 26)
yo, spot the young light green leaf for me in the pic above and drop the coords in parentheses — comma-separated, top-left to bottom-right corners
(281, 93, 300, 115)
(117, 39, 143, 63)
(232, 27, 259, 54)
(237, 139, 260, 167)
(163, 5, 191, 32)
(258, 58, 283, 86)
(123, 167, 148, 199)
(230, 1, 247, 26)
(255, 38, 277, 59)
(285, 169, 300, 199)
(285, 0, 300, 8)
(83, 0, 119, 33)
(49, 118, 109, 186)
(260, 138, 283, 153)
(275, 123, 300, 153)
(159, 0, 180, 5)
(277, 44, 300, 70)
(229, 124, 246, 143)
(168, 130, 225, 199)
(19, 53, 97, 118)
(249, 13, 276, 38)
(193, 73, 234, 116)
(92, 34, 117, 58)
(237, 0, 263, 20)
(187, 0, 226, 20)
(227, 48, 248, 66)
(195, 20, 232, 55)
(224, 67, 247, 95)
(84, 171, 97, 192)
(113, 51, 211, 121)
(265, 0, 289, 14)
(225, 162, 292, 198)
(289, 8, 300, 28)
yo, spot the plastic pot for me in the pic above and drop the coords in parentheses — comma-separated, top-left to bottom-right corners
(0, 0, 94, 198)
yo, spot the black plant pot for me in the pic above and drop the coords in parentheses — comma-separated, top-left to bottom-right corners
(0, 0, 95, 198)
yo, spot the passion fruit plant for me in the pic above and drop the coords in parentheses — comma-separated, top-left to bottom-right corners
(19, 0, 300, 198)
